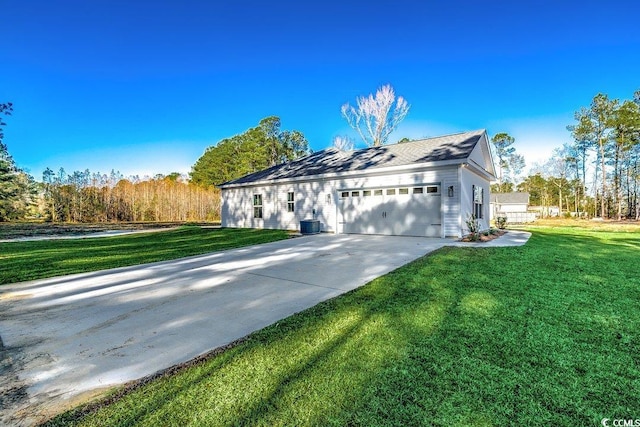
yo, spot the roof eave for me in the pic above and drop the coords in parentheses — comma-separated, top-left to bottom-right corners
(463, 158, 496, 181)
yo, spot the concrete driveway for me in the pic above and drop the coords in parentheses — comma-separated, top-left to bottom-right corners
(0, 231, 530, 425)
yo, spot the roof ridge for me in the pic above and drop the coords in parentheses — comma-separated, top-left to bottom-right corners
(391, 129, 485, 146)
(219, 130, 488, 187)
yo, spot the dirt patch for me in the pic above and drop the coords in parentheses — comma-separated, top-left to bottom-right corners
(0, 222, 218, 240)
(0, 336, 32, 426)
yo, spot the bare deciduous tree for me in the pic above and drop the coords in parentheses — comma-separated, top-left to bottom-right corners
(341, 84, 410, 147)
(505, 153, 526, 185)
(332, 135, 355, 151)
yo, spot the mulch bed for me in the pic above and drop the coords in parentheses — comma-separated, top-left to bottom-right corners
(459, 229, 507, 243)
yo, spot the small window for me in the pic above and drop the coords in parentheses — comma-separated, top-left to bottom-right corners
(427, 186, 439, 194)
(413, 187, 424, 194)
(386, 189, 396, 195)
(374, 189, 383, 196)
(363, 190, 371, 197)
(287, 192, 294, 212)
(351, 191, 360, 197)
(341, 191, 349, 198)
(326, 194, 332, 204)
(253, 194, 263, 219)
(473, 185, 484, 219)
(399, 188, 409, 195)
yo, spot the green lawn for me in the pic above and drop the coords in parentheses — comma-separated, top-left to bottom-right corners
(43, 226, 640, 426)
(0, 226, 290, 285)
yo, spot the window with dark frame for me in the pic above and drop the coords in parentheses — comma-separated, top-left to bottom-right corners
(473, 185, 483, 219)
(287, 192, 295, 212)
(427, 186, 439, 194)
(253, 194, 263, 219)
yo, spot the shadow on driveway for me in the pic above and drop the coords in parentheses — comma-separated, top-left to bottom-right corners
(0, 231, 529, 425)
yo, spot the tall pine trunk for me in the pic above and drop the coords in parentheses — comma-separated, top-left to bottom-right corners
(599, 138, 607, 218)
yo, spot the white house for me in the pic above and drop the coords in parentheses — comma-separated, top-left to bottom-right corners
(490, 192, 536, 223)
(218, 129, 496, 238)
(490, 192, 530, 218)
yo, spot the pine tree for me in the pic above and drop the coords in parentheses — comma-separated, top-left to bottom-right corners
(0, 103, 36, 221)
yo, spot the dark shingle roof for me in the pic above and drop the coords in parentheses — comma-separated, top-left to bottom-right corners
(490, 192, 530, 204)
(219, 129, 485, 187)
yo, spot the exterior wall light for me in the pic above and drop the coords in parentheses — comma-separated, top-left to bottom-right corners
(448, 186, 454, 197)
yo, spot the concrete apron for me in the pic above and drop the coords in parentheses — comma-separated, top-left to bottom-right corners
(0, 231, 530, 425)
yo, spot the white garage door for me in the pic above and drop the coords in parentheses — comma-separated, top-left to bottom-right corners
(338, 185, 442, 237)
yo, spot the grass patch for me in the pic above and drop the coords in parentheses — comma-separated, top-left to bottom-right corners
(44, 226, 640, 426)
(524, 217, 640, 233)
(0, 226, 289, 285)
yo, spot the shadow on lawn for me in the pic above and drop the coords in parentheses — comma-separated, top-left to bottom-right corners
(0, 227, 288, 285)
(42, 256, 455, 426)
(43, 228, 640, 426)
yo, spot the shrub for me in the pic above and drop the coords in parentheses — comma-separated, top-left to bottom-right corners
(465, 214, 481, 241)
(495, 215, 507, 229)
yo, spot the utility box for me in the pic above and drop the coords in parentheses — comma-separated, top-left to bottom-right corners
(300, 219, 320, 235)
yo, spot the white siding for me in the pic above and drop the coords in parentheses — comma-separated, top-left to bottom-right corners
(221, 166, 461, 237)
(468, 140, 486, 166)
(497, 203, 528, 213)
(460, 166, 491, 232)
(442, 167, 461, 238)
(221, 181, 337, 232)
(468, 133, 495, 177)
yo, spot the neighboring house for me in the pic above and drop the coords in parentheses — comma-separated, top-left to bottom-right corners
(490, 192, 530, 218)
(218, 129, 496, 238)
(490, 192, 536, 223)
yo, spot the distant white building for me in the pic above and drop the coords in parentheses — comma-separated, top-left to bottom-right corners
(529, 205, 560, 218)
(490, 192, 535, 223)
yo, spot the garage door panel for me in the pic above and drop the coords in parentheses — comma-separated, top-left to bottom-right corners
(393, 195, 441, 237)
(341, 197, 387, 235)
(339, 187, 442, 237)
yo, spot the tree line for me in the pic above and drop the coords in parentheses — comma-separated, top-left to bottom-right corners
(2, 85, 639, 223)
(0, 111, 309, 223)
(1, 88, 401, 223)
(565, 90, 640, 219)
(41, 169, 220, 222)
(490, 89, 640, 219)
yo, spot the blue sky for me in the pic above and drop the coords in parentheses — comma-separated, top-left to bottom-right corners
(2, 0, 639, 179)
